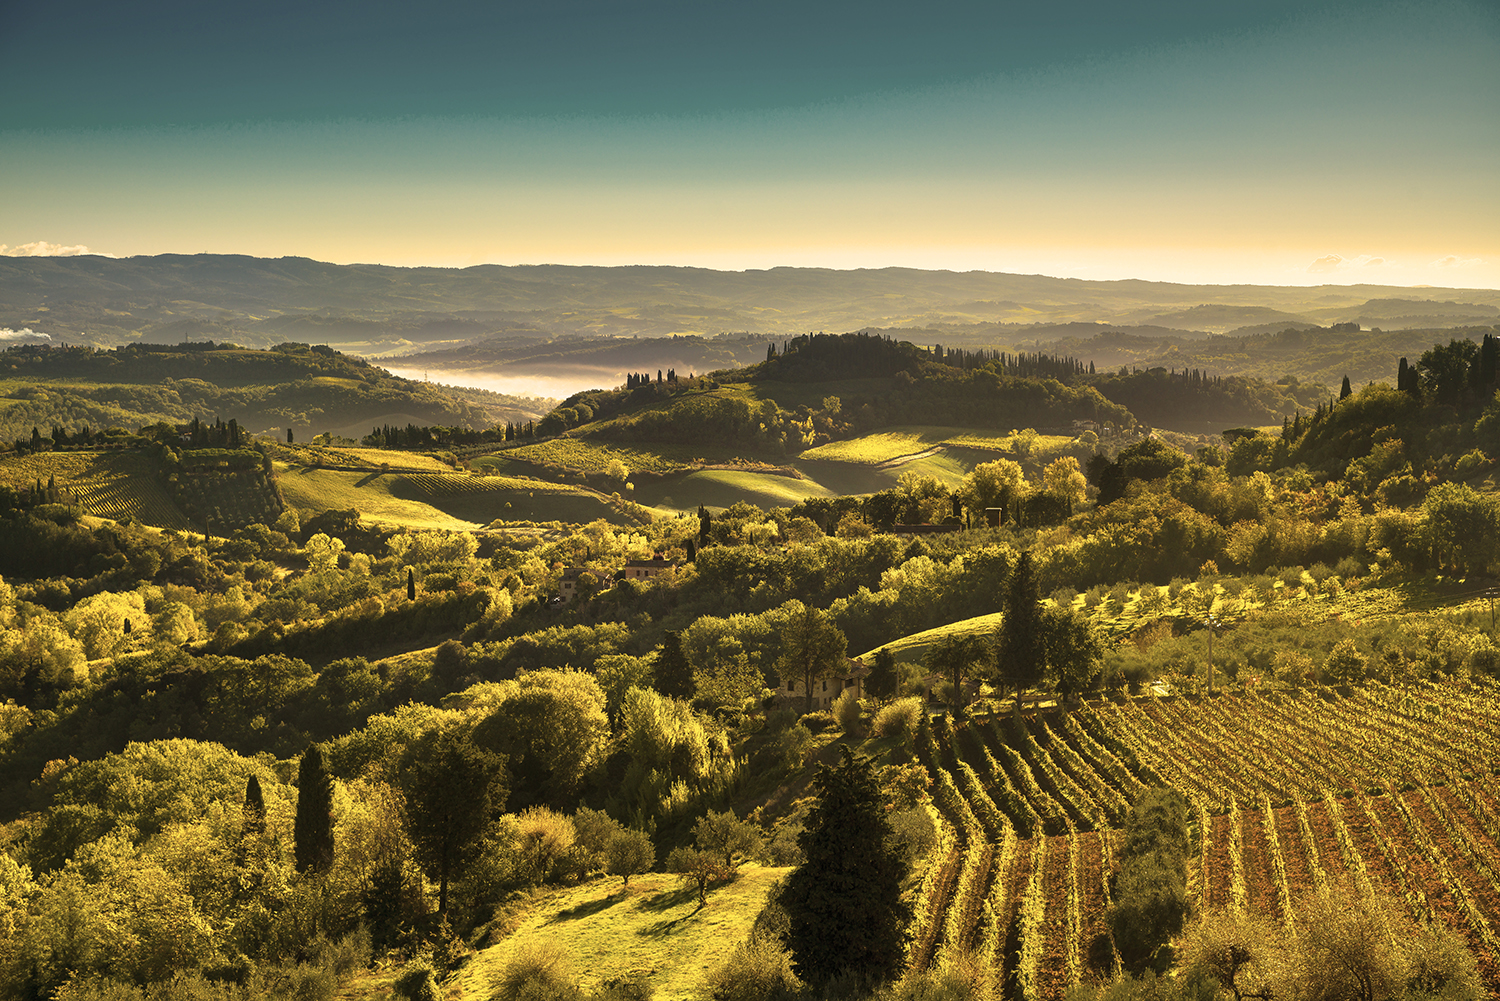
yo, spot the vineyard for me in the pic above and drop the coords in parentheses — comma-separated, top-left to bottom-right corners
(905, 681, 1500, 998)
(0, 450, 192, 529)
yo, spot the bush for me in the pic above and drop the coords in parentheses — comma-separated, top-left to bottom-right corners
(699, 933, 801, 1001)
(774, 724, 814, 771)
(513, 807, 578, 884)
(872, 696, 923, 741)
(489, 943, 581, 1001)
(832, 689, 863, 735)
(799, 710, 835, 734)
(393, 960, 442, 1001)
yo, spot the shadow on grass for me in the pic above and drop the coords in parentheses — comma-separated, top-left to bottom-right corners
(638, 886, 699, 912)
(355, 471, 384, 487)
(635, 903, 705, 938)
(546, 893, 626, 924)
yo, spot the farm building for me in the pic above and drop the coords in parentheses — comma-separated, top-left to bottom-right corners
(776, 658, 870, 710)
(559, 557, 678, 603)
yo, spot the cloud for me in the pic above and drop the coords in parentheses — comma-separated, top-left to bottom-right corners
(1308, 254, 1344, 273)
(0, 241, 113, 257)
(1433, 255, 1484, 268)
(1364, 257, 1385, 266)
(0, 328, 52, 342)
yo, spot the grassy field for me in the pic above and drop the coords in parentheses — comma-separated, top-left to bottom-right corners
(277, 465, 634, 529)
(451, 866, 789, 1001)
(336, 448, 455, 471)
(855, 611, 1005, 667)
(799, 426, 1077, 465)
(631, 469, 834, 511)
(0, 450, 192, 529)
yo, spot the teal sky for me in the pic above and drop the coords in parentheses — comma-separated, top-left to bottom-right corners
(2, 0, 1497, 287)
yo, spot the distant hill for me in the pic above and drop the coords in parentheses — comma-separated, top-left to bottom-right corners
(0, 341, 548, 442)
(4, 254, 1497, 356)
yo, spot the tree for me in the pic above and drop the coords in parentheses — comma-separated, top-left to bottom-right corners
(698, 504, 712, 546)
(994, 551, 1046, 716)
(924, 632, 990, 707)
(653, 630, 695, 700)
(471, 669, 609, 810)
(867, 647, 898, 702)
(1043, 607, 1104, 702)
(400, 729, 507, 914)
(606, 828, 655, 886)
(693, 810, 761, 869)
(407, 567, 416, 601)
(667, 846, 730, 905)
(1323, 638, 1367, 685)
(286, 427, 294, 444)
(293, 744, 335, 874)
(242, 774, 266, 839)
(776, 602, 847, 713)
(1340, 374, 1353, 399)
(1042, 455, 1088, 507)
(782, 746, 911, 987)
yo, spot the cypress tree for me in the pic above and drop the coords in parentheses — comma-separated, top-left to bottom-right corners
(243, 774, 266, 838)
(1340, 375, 1352, 399)
(654, 630, 695, 700)
(697, 504, 712, 546)
(407, 568, 416, 601)
(996, 550, 1045, 718)
(401, 729, 507, 915)
(866, 647, 898, 701)
(294, 744, 335, 874)
(783, 746, 911, 987)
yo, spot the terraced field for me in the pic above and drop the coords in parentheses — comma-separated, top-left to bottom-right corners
(0, 450, 191, 528)
(909, 681, 1500, 998)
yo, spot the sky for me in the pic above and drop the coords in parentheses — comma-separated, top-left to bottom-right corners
(2, 0, 1497, 288)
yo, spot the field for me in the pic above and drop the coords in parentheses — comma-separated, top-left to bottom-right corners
(856, 612, 1005, 667)
(0, 450, 192, 528)
(631, 469, 834, 512)
(484, 439, 694, 475)
(907, 681, 1500, 998)
(451, 866, 790, 1000)
(799, 427, 1077, 465)
(276, 465, 634, 529)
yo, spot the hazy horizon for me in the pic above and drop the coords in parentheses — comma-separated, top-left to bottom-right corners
(2, 0, 1494, 289)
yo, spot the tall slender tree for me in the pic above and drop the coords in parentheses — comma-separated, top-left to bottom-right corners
(782, 746, 911, 987)
(294, 744, 335, 874)
(653, 630, 694, 700)
(995, 550, 1045, 717)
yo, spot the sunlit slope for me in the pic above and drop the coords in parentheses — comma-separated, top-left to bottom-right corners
(450, 866, 790, 1001)
(0, 450, 192, 529)
(631, 469, 834, 511)
(275, 464, 634, 528)
(856, 611, 1006, 667)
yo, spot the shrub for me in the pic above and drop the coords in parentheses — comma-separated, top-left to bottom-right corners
(799, 710, 835, 734)
(392, 959, 443, 1001)
(774, 724, 814, 771)
(832, 689, 863, 735)
(489, 943, 581, 1001)
(699, 933, 801, 1001)
(513, 807, 578, 884)
(872, 696, 923, 741)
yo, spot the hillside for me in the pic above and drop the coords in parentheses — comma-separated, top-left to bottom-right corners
(0, 341, 547, 442)
(447, 867, 789, 1001)
(5, 254, 1497, 354)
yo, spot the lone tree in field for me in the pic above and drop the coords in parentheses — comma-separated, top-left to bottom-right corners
(777, 601, 847, 714)
(293, 744, 335, 874)
(994, 550, 1046, 717)
(782, 746, 911, 988)
(400, 729, 507, 914)
(606, 828, 655, 886)
(693, 809, 762, 869)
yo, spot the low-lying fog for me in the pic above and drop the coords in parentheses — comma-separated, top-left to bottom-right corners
(381, 366, 604, 403)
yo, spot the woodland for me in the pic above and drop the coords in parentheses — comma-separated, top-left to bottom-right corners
(3, 326, 1500, 1001)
